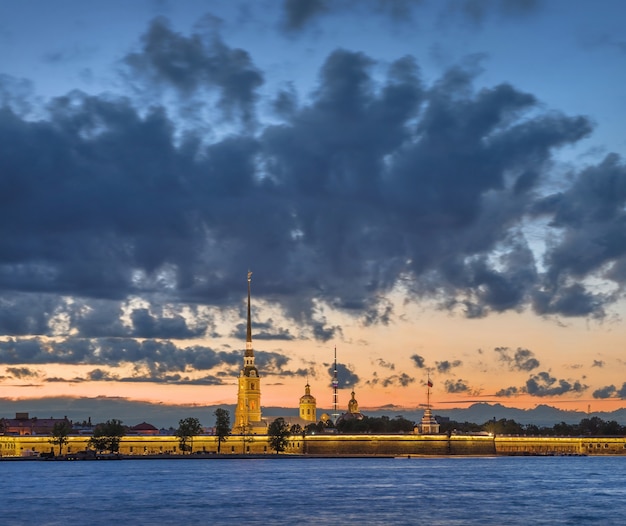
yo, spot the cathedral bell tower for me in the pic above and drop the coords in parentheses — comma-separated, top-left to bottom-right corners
(234, 271, 262, 432)
(299, 382, 317, 422)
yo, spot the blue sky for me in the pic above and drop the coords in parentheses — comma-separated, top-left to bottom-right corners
(1, 0, 626, 421)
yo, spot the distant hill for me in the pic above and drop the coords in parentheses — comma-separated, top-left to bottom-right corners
(357, 403, 626, 427)
(2, 397, 626, 429)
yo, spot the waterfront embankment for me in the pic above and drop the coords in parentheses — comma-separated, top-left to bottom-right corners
(2, 433, 626, 458)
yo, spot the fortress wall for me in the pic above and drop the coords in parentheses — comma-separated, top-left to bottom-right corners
(495, 436, 583, 455)
(579, 437, 626, 455)
(302, 434, 450, 456)
(449, 436, 496, 455)
(2, 434, 626, 457)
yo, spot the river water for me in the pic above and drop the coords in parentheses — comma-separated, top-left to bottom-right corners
(2, 456, 625, 525)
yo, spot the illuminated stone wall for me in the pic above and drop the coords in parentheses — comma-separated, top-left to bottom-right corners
(2, 434, 626, 457)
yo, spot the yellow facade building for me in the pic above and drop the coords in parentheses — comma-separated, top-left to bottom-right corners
(299, 382, 317, 422)
(234, 271, 266, 435)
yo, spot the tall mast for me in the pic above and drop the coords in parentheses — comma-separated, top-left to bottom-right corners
(332, 345, 339, 422)
(242, 270, 256, 373)
(246, 270, 252, 356)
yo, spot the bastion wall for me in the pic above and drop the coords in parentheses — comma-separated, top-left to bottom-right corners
(2, 434, 626, 457)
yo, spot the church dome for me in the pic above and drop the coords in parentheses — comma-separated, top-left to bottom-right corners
(299, 382, 316, 403)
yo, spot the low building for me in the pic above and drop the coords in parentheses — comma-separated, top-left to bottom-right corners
(129, 422, 160, 436)
(2, 413, 72, 436)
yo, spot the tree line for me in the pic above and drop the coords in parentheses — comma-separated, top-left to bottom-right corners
(440, 416, 626, 437)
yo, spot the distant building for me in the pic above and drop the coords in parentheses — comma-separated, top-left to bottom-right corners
(130, 422, 160, 435)
(416, 376, 441, 434)
(417, 406, 441, 434)
(2, 413, 72, 436)
(336, 390, 364, 425)
(299, 382, 317, 422)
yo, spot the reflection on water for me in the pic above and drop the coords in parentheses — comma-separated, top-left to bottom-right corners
(2, 456, 625, 525)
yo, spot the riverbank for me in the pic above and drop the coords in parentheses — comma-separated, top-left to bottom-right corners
(2, 433, 625, 458)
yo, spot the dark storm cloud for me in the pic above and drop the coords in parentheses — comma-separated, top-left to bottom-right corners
(279, 0, 542, 31)
(495, 347, 540, 371)
(531, 153, 626, 317)
(130, 308, 207, 339)
(0, 337, 242, 372)
(254, 351, 290, 374)
(0, 15, 621, 369)
(525, 371, 587, 397)
(0, 294, 58, 336)
(0, 74, 34, 115)
(124, 17, 263, 124)
(0, 293, 210, 340)
(232, 320, 296, 341)
(281, 0, 329, 30)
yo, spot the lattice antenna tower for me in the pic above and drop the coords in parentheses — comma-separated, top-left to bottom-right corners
(332, 345, 339, 422)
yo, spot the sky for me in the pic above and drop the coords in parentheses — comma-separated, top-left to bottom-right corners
(1, 0, 626, 423)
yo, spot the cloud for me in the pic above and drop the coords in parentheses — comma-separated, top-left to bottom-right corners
(445, 378, 471, 393)
(525, 371, 587, 397)
(280, 0, 329, 30)
(495, 386, 519, 397)
(86, 368, 119, 382)
(366, 371, 415, 388)
(436, 360, 462, 373)
(410, 354, 426, 368)
(593, 382, 626, 399)
(375, 358, 395, 370)
(385, 373, 414, 387)
(592, 385, 616, 399)
(232, 319, 296, 341)
(0, 15, 621, 369)
(0, 337, 244, 372)
(531, 153, 626, 317)
(5, 366, 40, 379)
(327, 362, 359, 388)
(123, 17, 263, 124)
(495, 347, 540, 371)
(278, 0, 543, 31)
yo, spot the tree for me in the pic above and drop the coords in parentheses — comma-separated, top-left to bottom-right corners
(267, 417, 290, 454)
(176, 417, 203, 454)
(49, 420, 72, 456)
(213, 409, 231, 454)
(304, 423, 318, 435)
(290, 423, 303, 436)
(89, 419, 125, 454)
